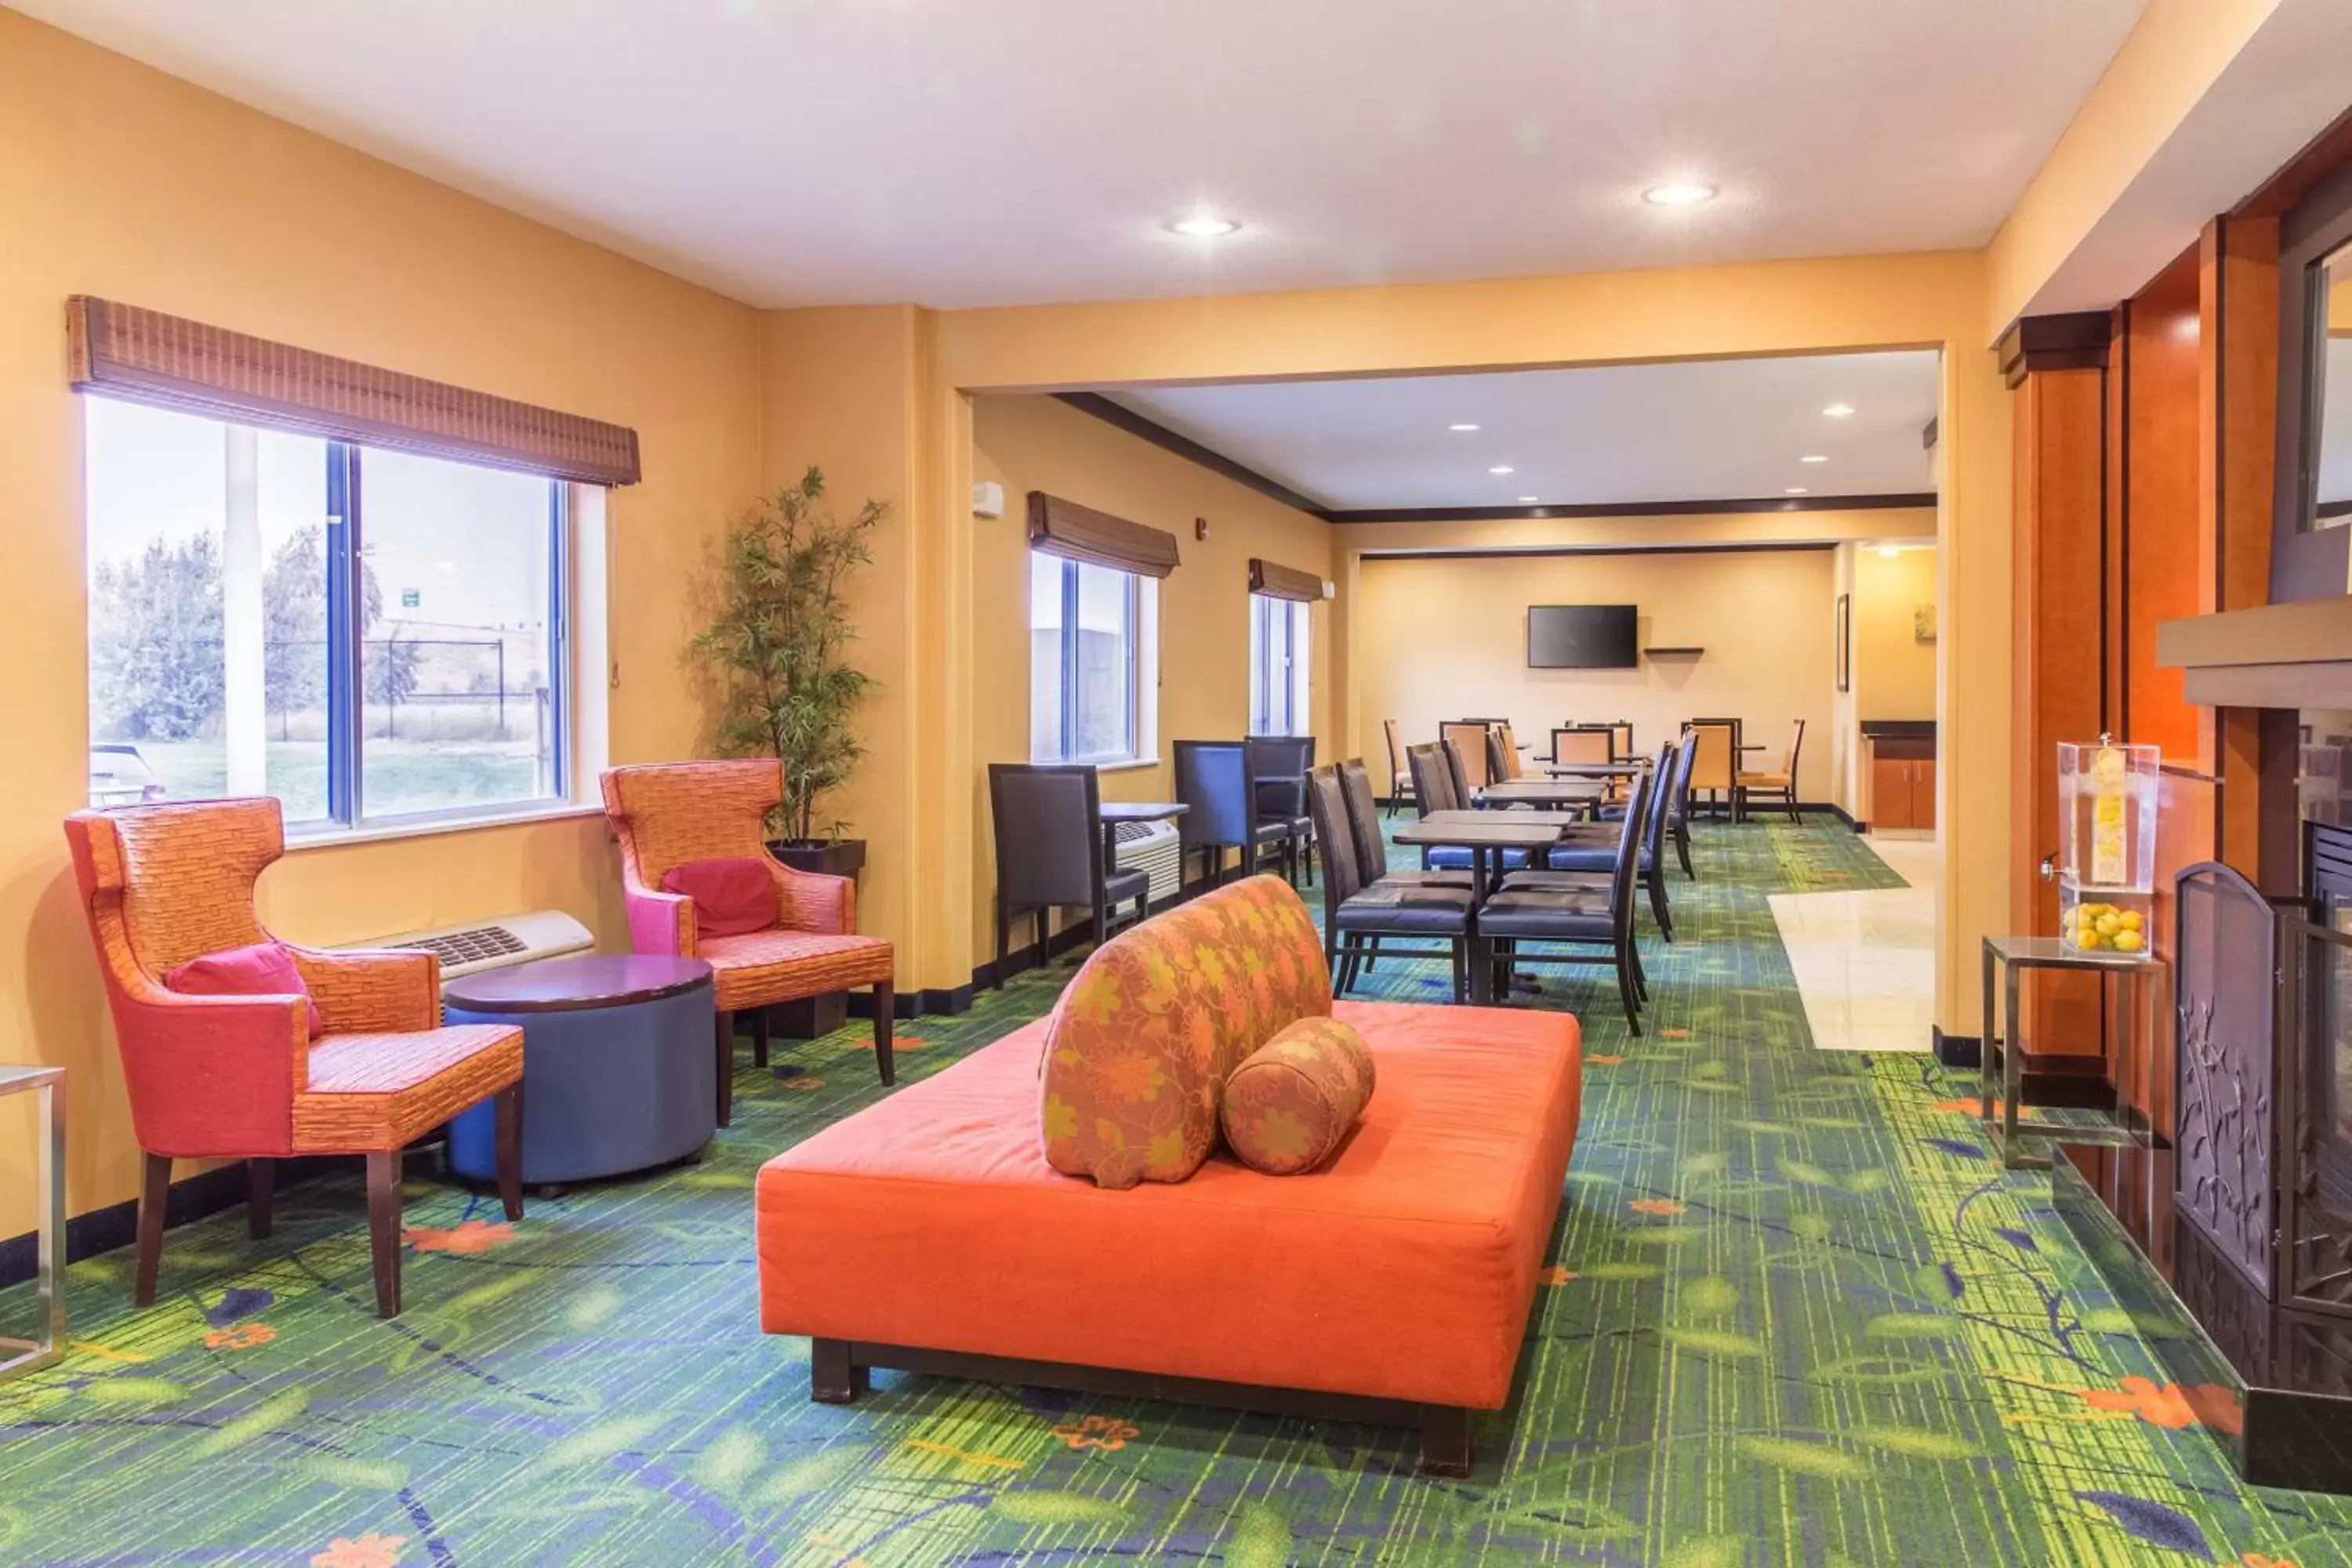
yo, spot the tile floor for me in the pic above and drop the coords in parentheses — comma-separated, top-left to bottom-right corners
(1769, 832, 1938, 1052)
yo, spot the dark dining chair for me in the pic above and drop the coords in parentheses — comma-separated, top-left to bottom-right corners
(1735, 719, 1806, 825)
(1477, 768, 1653, 1032)
(1247, 735, 1317, 885)
(1510, 740, 1682, 940)
(1407, 741, 1529, 875)
(988, 764, 1151, 989)
(1305, 766, 1472, 1001)
(1440, 721, 1494, 790)
(1338, 758, 1468, 889)
(1174, 740, 1294, 889)
(1663, 731, 1700, 877)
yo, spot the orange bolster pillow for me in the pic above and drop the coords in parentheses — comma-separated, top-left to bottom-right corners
(1220, 1016, 1375, 1175)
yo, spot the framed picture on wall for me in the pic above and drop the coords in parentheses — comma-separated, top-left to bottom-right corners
(1835, 593, 1852, 694)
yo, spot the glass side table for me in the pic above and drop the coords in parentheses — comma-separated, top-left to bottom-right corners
(0, 1065, 65, 1381)
(1980, 936, 2167, 1170)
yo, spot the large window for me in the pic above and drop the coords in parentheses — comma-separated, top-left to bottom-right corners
(1030, 552, 1149, 764)
(1249, 593, 1311, 737)
(84, 396, 569, 829)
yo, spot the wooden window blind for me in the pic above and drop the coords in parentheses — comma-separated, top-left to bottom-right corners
(1248, 557, 1324, 602)
(67, 296, 641, 486)
(1026, 491, 1180, 578)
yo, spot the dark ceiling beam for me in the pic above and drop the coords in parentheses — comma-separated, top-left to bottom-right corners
(1051, 393, 1328, 515)
(1997, 311, 2112, 388)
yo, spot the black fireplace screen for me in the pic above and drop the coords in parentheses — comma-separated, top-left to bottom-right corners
(2174, 862, 2278, 1297)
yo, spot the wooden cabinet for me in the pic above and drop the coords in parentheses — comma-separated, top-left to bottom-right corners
(1866, 733, 1937, 831)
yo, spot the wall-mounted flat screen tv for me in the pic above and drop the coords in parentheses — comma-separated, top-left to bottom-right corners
(1527, 604, 1639, 669)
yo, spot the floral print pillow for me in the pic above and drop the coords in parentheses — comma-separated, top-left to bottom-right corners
(1220, 1016, 1375, 1176)
(1039, 875, 1332, 1189)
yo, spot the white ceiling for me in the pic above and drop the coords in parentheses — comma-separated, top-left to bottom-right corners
(10, 0, 2141, 309)
(1105, 351, 1942, 510)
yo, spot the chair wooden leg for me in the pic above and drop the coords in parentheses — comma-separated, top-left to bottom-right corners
(994, 900, 1011, 989)
(752, 1010, 770, 1069)
(714, 1011, 735, 1128)
(134, 1152, 169, 1307)
(247, 1157, 274, 1240)
(1617, 945, 1644, 1036)
(494, 1084, 524, 1222)
(1648, 870, 1674, 942)
(365, 1150, 402, 1319)
(872, 982, 895, 1087)
(1675, 822, 1695, 879)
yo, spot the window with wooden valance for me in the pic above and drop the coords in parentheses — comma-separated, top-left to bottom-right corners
(1026, 491, 1180, 578)
(1249, 557, 1324, 602)
(67, 296, 641, 486)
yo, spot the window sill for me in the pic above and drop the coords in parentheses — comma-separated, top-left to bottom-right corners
(1098, 756, 1162, 774)
(285, 801, 605, 854)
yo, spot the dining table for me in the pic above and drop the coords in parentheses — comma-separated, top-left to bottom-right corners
(1388, 812, 1570, 1004)
(1537, 760, 1648, 779)
(1096, 800, 1189, 880)
(1475, 778, 1612, 811)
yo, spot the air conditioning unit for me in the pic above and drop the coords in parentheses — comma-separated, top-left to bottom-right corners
(339, 909, 595, 991)
(1112, 818, 1185, 907)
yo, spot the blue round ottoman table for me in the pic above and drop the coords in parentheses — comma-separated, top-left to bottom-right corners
(445, 955, 716, 1187)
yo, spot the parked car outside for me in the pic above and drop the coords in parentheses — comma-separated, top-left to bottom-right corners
(89, 745, 168, 807)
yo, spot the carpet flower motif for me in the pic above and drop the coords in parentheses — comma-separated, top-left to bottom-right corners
(202, 1321, 275, 1350)
(309, 1533, 406, 1568)
(1537, 1265, 1577, 1286)
(2078, 1375, 2243, 1435)
(405, 1220, 515, 1254)
(1629, 1198, 1687, 1216)
(1052, 1414, 1141, 1452)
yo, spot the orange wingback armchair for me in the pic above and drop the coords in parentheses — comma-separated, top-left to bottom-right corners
(64, 800, 524, 1319)
(600, 760, 897, 1125)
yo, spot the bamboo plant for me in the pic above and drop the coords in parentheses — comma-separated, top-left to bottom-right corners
(694, 466, 883, 844)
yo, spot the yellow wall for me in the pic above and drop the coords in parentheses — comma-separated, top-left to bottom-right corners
(0, 11, 764, 1236)
(923, 254, 2011, 1036)
(968, 394, 1334, 957)
(1356, 550, 1838, 800)
(1984, 0, 2282, 337)
(1853, 547, 1940, 722)
(757, 307, 923, 983)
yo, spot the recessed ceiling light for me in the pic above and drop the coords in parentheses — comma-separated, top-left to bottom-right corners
(1448, 423, 1480, 432)
(1784, 487, 1809, 495)
(1823, 404, 1855, 419)
(1489, 464, 1515, 475)
(1165, 216, 1240, 238)
(1642, 181, 1718, 207)
(1799, 454, 1829, 464)
(1517, 495, 1539, 504)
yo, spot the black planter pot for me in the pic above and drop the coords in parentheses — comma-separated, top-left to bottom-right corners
(768, 838, 866, 880)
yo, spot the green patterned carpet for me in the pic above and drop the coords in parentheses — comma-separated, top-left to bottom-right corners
(5, 825, 2350, 1566)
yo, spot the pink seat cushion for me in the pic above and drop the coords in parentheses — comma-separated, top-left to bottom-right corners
(165, 942, 325, 1039)
(660, 857, 778, 937)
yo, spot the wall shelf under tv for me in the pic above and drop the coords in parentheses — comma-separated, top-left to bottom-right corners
(1642, 646, 1705, 657)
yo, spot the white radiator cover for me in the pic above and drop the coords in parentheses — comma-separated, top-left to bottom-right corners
(336, 909, 595, 991)
(1112, 818, 1184, 906)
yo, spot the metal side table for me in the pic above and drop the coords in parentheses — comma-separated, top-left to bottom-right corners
(1980, 936, 2167, 1169)
(0, 1065, 65, 1381)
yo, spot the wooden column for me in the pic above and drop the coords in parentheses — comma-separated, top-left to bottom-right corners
(2002, 312, 2111, 1069)
(2200, 213, 2298, 891)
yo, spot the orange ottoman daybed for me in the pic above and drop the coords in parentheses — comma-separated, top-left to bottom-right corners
(755, 876, 1583, 1475)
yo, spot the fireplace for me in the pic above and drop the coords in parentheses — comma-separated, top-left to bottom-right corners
(2106, 828, 2352, 1489)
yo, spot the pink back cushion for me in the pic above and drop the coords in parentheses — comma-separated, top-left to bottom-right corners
(165, 942, 325, 1040)
(661, 857, 779, 938)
